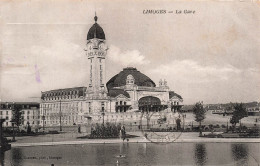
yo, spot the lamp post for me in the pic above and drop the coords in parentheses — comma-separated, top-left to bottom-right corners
(42, 115, 45, 131)
(41, 104, 46, 131)
(227, 120, 229, 132)
(182, 114, 185, 130)
(59, 100, 62, 131)
(10, 120, 15, 141)
(101, 108, 105, 125)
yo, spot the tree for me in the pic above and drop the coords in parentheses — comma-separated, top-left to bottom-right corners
(11, 104, 23, 131)
(176, 118, 181, 130)
(193, 102, 206, 136)
(230, 103, 247, 130)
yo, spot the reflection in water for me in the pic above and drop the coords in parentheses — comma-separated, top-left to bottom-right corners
(0, 150, 5, 166)
(3, 143, 260, 165)
(194, 143, 207, 166)
(231, 144, 248, 166)
(11, 148, 23, 166)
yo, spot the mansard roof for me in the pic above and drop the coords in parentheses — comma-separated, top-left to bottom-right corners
(107, 88, 130, 98)
(169, 91, 183, 100)
(41, 87, 87, 99)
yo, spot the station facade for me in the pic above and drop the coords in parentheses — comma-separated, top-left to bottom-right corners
(40, 15, 183, 126)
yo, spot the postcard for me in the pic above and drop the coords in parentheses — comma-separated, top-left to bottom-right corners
(0, 0, 259, 165)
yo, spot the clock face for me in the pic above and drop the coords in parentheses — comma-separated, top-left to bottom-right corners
(99, 43, 105, 50)
(87, 43, 93, 50)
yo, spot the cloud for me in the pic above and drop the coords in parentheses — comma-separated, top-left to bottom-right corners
(0, 38, 87, 101)
(149, 59, 241, 83)
(107, 45, 150, 66)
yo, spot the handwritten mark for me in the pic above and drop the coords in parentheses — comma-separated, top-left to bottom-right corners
(35, 64, 41, 83)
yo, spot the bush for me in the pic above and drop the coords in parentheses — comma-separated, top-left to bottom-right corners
(90, 123, 126, 138)
(221, 124, 226, 128)
(48, 130, 59, 134)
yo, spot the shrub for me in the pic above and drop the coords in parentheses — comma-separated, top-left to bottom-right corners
(48, 130, 59, 134)
(90, 123, 126, 138)
(242, 126, 247, 130)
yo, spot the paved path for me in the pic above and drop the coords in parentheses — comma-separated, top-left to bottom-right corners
(10, 132, 260, 147)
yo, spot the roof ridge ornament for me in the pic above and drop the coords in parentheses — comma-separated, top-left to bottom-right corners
(94, 12, 98, 23)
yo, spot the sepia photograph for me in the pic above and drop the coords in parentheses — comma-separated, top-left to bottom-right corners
(0, 0, 259, 165)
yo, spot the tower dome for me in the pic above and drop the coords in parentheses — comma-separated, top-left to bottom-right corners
(87, 15, 106, 40)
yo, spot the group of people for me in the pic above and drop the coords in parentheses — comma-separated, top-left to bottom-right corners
(90, 123, 126, 139)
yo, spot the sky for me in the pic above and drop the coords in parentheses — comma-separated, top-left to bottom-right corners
(0, 0, 259, 104)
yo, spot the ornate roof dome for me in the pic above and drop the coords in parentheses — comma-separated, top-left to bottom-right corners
(87, 15, 105, 40)
(106, 67, 156, 91)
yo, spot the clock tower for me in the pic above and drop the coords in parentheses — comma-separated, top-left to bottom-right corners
(85, 15, 108, 98)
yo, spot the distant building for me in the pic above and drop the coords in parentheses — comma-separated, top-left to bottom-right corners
(181, 105, 194, 112)
(0, 102, 39, 127)
(0, 108, 12, 127)
(206, 105, 225, 114)
(246, 103, 260, 116)
(21, 107, 40, 127)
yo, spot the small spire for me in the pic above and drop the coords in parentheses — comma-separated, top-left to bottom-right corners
(94, 12, 98, 23)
